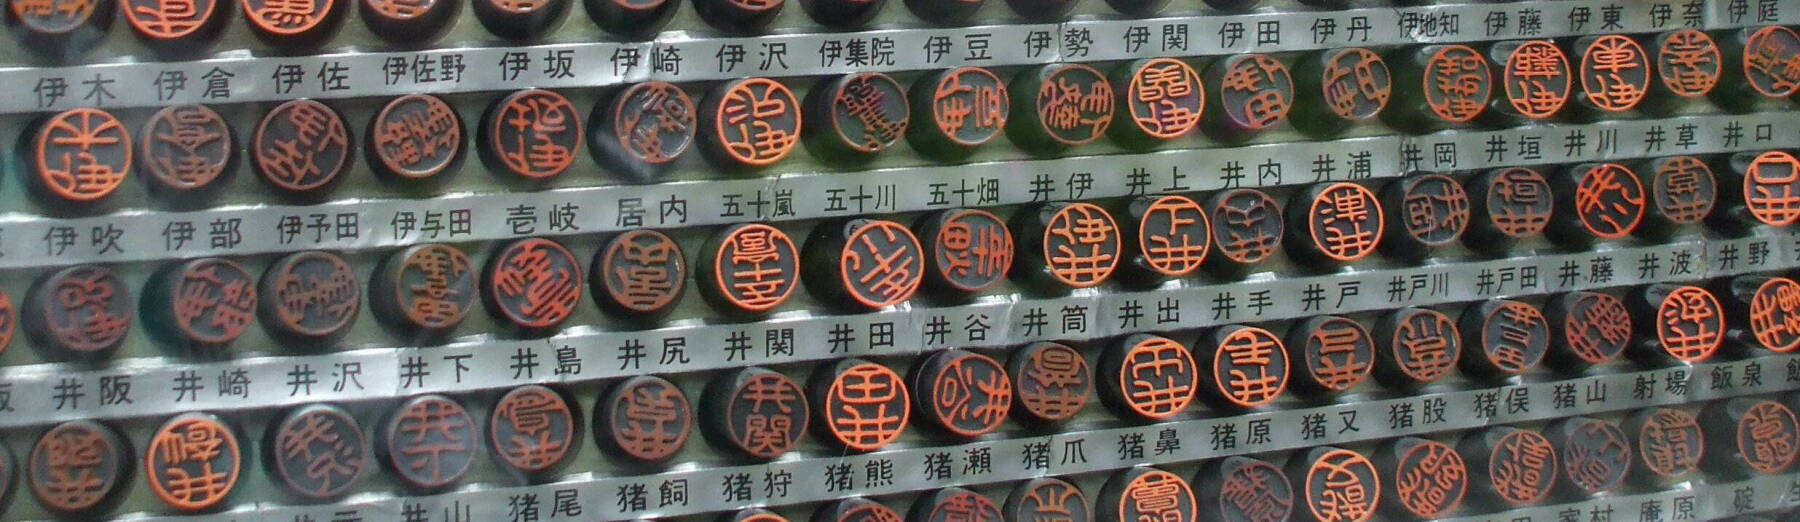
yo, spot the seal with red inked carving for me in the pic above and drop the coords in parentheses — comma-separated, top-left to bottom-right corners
(1747, 276, 1800, 352)
(369, 94, 462, 181)
(1567, 162, 1646, 240)
(1121, 57, 1204, 141)
(1320, 47, 1391, 122)
(0, 291, 15, 357)
(808, 219, 925, 309)
(1207, 188, 1284, 269)
(1017, 63, 1114, 151)
(260, 251, 359, 342)
(1292, 447, 1380, 522)
(1382, 173, 1468, 259)
(1287, 315, 1374, 394)
(597, 81, 694, 182)
(1467, 427, 1557, 507)
(593, 229, 685, 319)
(373, 243, 475, 336)
(692, 0, 781, 32)
(703, 223, 800, 315)
(1008, 342, 1091, 424)
(140, 105, 233, 196)
(810, 359, 909, 452)
(1375, 307, 1460, 386)
(360, 0, 455, 42)
(1102, 334, 1198, 421)
(1579, 34, 1652, 112)
(484, 238, 582, 331)
(1460, 299, 1549, 378)
(724, 508, 789, 522)
(241, 0, 338, 43)
(253, 100, 350, 194)
(1650, 155, 1717, 225)
(1099, 468, 1197, 522)
(1005, 477, 1090, 522)
(32, 107, 130, 203)
(269, 404, 366, 501)
(1502, 40, 1571, 119)
(482, 89, 582, 181)
(806, 72, 908, 163)
(146, 412, 240, 511)
(913, 349, 1011, 438)
(917, 208, 1013, 294)
(1292, 182, 1384, 264)
(911, 487, 1002, 522)
(815, 497, 901, 522)
(1213, 54, 1293, 134)
(1714, 399, 1799, 475)
(29, 420, 128, 515)
(1743, 26, 1800, 98)
(1127, 194, 1211, 279)
(1385, 438, 1465, 519)
(148, 257, 257, 349)
(916, 66, 1008, 154)
(1197, 456, 1294, 522)
(1034, 202, 1120, 289)
(1548, 291, 1632, 365)
(1624, 407, 1703, 480)
(1423, 45, 1492, 123)
(1204, 325, 1288, 409)
(489, 385, 577, 477)
(1471, 167, 1554, 243)
(703, 367, 808, 459)
(8, 0, 110, 51)
(597, 375, 691, 463)
(1656, 29, 1722, 97)
(1651, 285, 1724, 362)
(381, 395, 476, 491)
(1548, 417, 1632, 495)
(702, 77, 801, 169)
(26, 264, 132, 360)
(1743, 150, 1800, 226)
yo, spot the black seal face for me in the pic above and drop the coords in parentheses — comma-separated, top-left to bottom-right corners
(599, 375, 692, 463)
(1009, 342, 1091, 424)
(163, 257, 257, 347)
(1480, 167, 1554, 238)
(484, 89, 583, 180)
(1124, 58, 1205, 139)
(714, 368, 808, 459)
(1468, 300, 1549, 376)
(253, 100, 351, 194)
(920, 209, 1013, 293)
(1389, 438, 1466, 519)
(1006, 478, 1091, 522)
(1732, 400, 1799, 474)
(1101, 468, 1196, 522)
(1210, 189, 1284, 266)
(1485, 429, 1557, 506)
(1320, 47, 1391, 121)
(489, 385, 577, 474)
(1206, 456, 1294, 522)
(1554, 418, 1631, 494)
(370, 94, 462, 180)
(1421, 45, 1491, 123)
(1104, 334, 1198, 420)
(834, 219, 925, 308)
(1031, 64, 1115, 146)
(914, 349, 1011, 438)
(708, 223, 800, 314)
(260, 250, 360, 341)
(1206, 326, 1288, 409)
(825, 73, 909, 154)
(29, 420, 127, 515)
(1570, 163, 1646, 239)
(609, 81, 695, 167)
(1298, 448, 1379, 522)
(140, 105, 233, 193)
(1382, 307, 1459, 385)
(270, 404, 366, 501)
(377, 243, 476, 334)
(1394, 174, 1469, 247)
(1557, 292, 1631, 364)
(1656, 29, 1721, 97)
(383, 395, 477, 491)
(1633, 407, 1702, 478)
(31, 108, 131, 203)
(1291, 316, 1374, 393)
(1038, 202, 1121, 288)
(1650, 156, 1716, 225)
(1298, 182, 1384, 263)
(914, 487, 1003, 522)
(484, 238, 583, 330)
(924, 67, 1009, 147)
(28, 264, 131, 359)
(594, 229, 686, 317)
(1216, 54, 1293, 131)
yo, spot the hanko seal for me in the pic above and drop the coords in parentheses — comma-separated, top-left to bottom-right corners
(139, 105, 234, 199)
(480, 89, 583, 182)
(31, 107, 131, 204)
(145, 412, 240, 511)
(1286, 447, 1380, 522)
(1646, 155, 1717, 229)
(1288, 181, 1384, 265)
(143, 257, 257, 350)
(592, 229, 686, 320)
(1120, 194, 1211, 284)
(1205, 188, 1284, 276)
(253, 100, 351, 196)
(1202, 325, 1289, 409)
(359, 0, 457, 42)
(803, 218, 925, 309)
(1545, 291, 1632, 366)
(702, 367, 808, 459)
(1656, 28, 1722, 98)
(1621, 407, 1703, 482)
(1465, 167, 1553, 253)
(1195, 456, 1294, 522)
(0, 291, 15, 357)
(1285, 315, 1375, 395)
(1204, 53, 1294, 141)
(1461, 427, 1557, 507)
(1111, 57, 1204, 147)
(809, 358, 909, 452)
(908, 67, 1009, 160)
(372, 243, 476, 337)
(1546, 417, 1632, 495)
(26, 264, 132, 361)
(1636, 284, 1724, 363)
(1388, 44, 1491, 130)
(380, 395, 477, 491)
(1373, 307, 1460, 387)
(1098, 468, 1196, 522)
(1005, 477, 1090, 522)
(1009, 63, 1115, 155)
(911, 349, 1011, 438)
(1738, 150, 1800, 227)
(804, 72, 909, 164)
(1577, 34, 1652, 113)
(799, 0, 885, 28)
(368, 94, 463, 182)
(700, 77, 802, 169)
(28, 420, 129, 515)
(241, 0, 343, 47)
(1497, 40, 1571, 120)
(1735, 275, 1800, 353)
(1380, 437, 1465, 519)
(483, 238, 583, 332)
(1007, 342, 1091, 425)
(581, 0, 674, 39)
(259, 250, 360, 343)
(700, 223, 800, 315)
(1701, 399, 1799, 477)
(1015, 202, 1120, 289)
(1380, 173, 1469, 261)
(814, 497, 901, 522)
(1740, 26, 1800, 98)
(1099, 334, 1198, 421)
(591, 81, 695, 182)
(1292, 47, 1391, 136)
(597, 376, 692, 463)
(908, 487, 1002, 522)
(489, 384, 578, 477)
(692, 0, 781, 32)
(6, 0, 114, 57)
(1458, 299, 1549, 379)
(267, 404, 366, 502)
(1551, 162, 1644, 244)
(916, 208, 1013, 295)
(471, 0, 569, 39)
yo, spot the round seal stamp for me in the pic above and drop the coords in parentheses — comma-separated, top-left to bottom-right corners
(146, 412, 240, 511)
(1374, 307, 1460, 387)
(1383, 438, 1465, 519)
(1564, 162, 1646, 240)
(0, 290, 15, 357)
(1317, 47, 1392, 123)
(1547, 417, 1631, 495)
(810, 359, 909, 452)
(480, 89, 583, 181)
(1742, 150, 1800, 226)
(381, 395, 477, 491)
(916, 208, 1013, 294)
(1290, 182, 1384, 264)
(1649, 155, 1717, 226)
(29, 420, 128, 515)
(1208, 53, 1294, 136)
(908, 67, 1009, 159)
(372, 243, 476, 336)
(1203, 325, 1289, 409)
(1206, 188, 1284, 271)
(32, 107, 130, 204)
(1289, 447, 1380, 522)
(360, 0, 456, 42)
(804, 72, 909, 164)
(1101, 334, 1197, 421)
(597, 376, 692, 463)
(26, 264, 132, 361)
(805, 219, 925, 309)
(259, 250, 360, 343)
(1745, 276, 1800, 352)
(1656, 28, 1722, 98)
(471, 0, 569, 39)
(581, 0, 675, 39)
(815, 497, 901, 522)
(490, 385, 577, 476)
(1577, 34, 1652, 112)
(910, 488, 1002, 522)
(593, 81, 695, 182)
(1500, 40, 1570, 119)
(1463, 427, 1557, 507)
(1421, 44, 1492, 123)
(368, 94, 463, 181)
(241, 0, 340, 45)
(1704, 399, 1799, 476)
(1115, 57, 1204, 145)
(1459, 299, 1549, 378)
(1286, 315, 1374, 395)
(1645, 285, 1724, 363)
(1547, 291, 1632, 366)
(901, 0, 980, 25)
(1196, 456, 1294, 522)
(484, 238, 582, 331)
(253, 99, 351, 195)
(7, 0, 112, 55)
(702, 224, 800, 315)
(1005, 477, 1090, 522)
(800, 0, 884, 27)
(1742, 26, 1800, 98)
(912, 349, 1011, 438)
(1125, 194, 1211, 280)
(0, 440, 13, 514)
(1099, 468, 1196, 522)
(1007, 342, 1091, 425)
(1012, 63, 1114, 153)
(267, 404, 366, 501)
(692, 0, 781, 32)
(1380, 173, 1469, 260)
(139, 104, 234, 197)
(701, 77, 801, 169)
(702, 367, 808, 459)
(1025, 202, 1120, 289)
(1622, 407, 1703, 480)
(592, 229, 686, 319)
(145, 257, 258, 349)
(724, 508, 789, 522)
(1467, 167, 1554, 250)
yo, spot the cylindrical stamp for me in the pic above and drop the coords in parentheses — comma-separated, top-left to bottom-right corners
(914, 208, 1014, 296)
(1457, 299, 1550, 380)
(489, 384, 579, 480)
(908, 488, 1002, 522)
(1290, 47, 1393, 137)
(483, 238, 582, 334)
(1000, 0, 1073, 20)
(910, 349, 1011, 438)
(28, 108, 131, 206)
(802, 218, 925, 310)
(808, 358, 909, 452)
(800, 0, 884, 27)
(1459, 426, 1557, 509)
(28, 420, 131, 516)
(699, 78, 802, 171)
(479, 89, 583, 183)
(241, 0, 343, 48)
(699, 223, 800, 316)
(701, 366, 808, 460)
(1383, 44, 1492, 132)
(26, 264, 132, 362)
(1722, 274, 1800, 353)
(1098, 334, 1198, 421)
(907, 67, 1009, 161)
(367, 94, 463, 184)
(360, 0, 457, 42)
(813, 498, 901, 522)
(138, 105, 236, 203)
(1377, 437, 1465, 519)
(591, 229, 686, 321)
(1284, 315, 1375, 396)
(1097, 467, 1196, 522)
(901, 0, 978, 25)
(1198, 325, 1289, 410)
(265, 404, 366, 502)
(0, 434, 13, 514)
(1203, 188, 1283, 278)
(1712, 150, 1800, 232)
(1548, 162, 1646, 247)
(1108, 57, 1204, 148)
(145, 412, 241, 512)
(253, 100, 352, 198)
(1544, 291, 1632, 368)
(1007, 64, 1115, 156)
(6, 0, 114, 60)
(1650, 28, 1724, 104)
(1202, 53, 1294, 143)
(1117, 194, 1211, 287)
(1373, 306, 1461, 388)
(1629, 284, 1725, 364)
(589, 82, 694, 183)
(1620, 406, 1704, 486)
(1569, 34, 1654, 117)
(1285, 181, 1385, 268)
(1007, 341, 1091, 426)
(1379, 173, 1469, 262)
(142, 257, 257, 352)
(379, 395, 478, 492)
(582, 0, 675, 39)
(724, 508, 788, 522)
(1639, 155, 1717, 237)
(371, 243, 476, 340)
(1101, 0, 1158, 15)
(1701, 398, 1799, 478)
(1005, 477, 1091, 522)
(1194, 456, 1293, 522)
(255, 248, 355, 346)
(1011, 202, 1121, 291)
(1544, 417, 1632, 497)
(1284, 447, 1381, 522)
(472, 0, 568, 39)
(1463, 167, 1553, 255)
(692, 0, 781, 33)
(802, 72, 909, 166)
(595, 375, 692, 464)
(0, 290, 15, 358)
(1713, 26, 1800, 112)
(1487, 40, 1572, 123)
